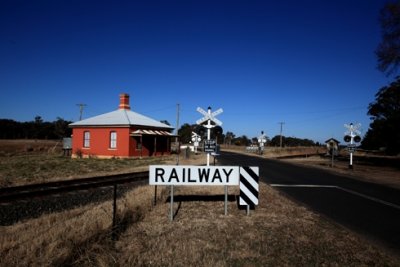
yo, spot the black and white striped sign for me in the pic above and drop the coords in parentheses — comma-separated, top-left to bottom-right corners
(239, 166, 259, 207)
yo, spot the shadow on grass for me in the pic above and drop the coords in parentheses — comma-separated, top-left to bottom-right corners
(165, 194, 238, 219)
(59, 207, 144, 266)
(166, 194, 237, 202)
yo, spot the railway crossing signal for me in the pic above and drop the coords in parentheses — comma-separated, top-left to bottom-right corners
(257, 131, 267, 155)
(191, 131, 201, 154)
(196, 106, 223, 166)
(344, 123, 362, 169)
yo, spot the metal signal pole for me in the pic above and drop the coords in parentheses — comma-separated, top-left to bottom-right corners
(279, 122, 285, 148)
(175, 103, 180, 165)
(76, 103, 87, 121)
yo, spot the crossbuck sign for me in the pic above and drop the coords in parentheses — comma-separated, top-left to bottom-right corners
(196, 107, 223, 126)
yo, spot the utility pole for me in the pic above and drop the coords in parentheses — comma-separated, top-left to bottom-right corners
(175, 103, 180, 165)
(278, 122, 285, 148)
(76, 104, 87, 121)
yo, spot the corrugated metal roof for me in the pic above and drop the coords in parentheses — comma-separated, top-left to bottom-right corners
(69, 109, 173, 129)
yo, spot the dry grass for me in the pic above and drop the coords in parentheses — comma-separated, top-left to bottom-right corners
(1, 182, 399, 266)
(1, 140, 399, 266)
(281, 155, 400, 189)
(0, 139, 62, 156)
(222, 144, 325, 158)
(0, 139, 205, 187)
(0, 154, 175, 187)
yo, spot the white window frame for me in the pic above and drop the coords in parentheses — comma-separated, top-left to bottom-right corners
(83, 131, 90, 148)
(110, 131, 117, 149)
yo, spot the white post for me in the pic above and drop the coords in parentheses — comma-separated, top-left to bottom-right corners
(206, 108, 211, 166)
(349, 124, 354, 169)
(349, 132, 354, 169)
(170, 185, 174, 221)
(224, 185, 228, 215)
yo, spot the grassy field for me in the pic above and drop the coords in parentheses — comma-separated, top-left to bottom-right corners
(1, 140, 399, 266)
(0, 153, 173, 187)
(1, 182, 399, 266)
(0, 139, 179, 187)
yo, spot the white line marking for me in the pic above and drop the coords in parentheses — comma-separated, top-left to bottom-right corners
(338, 187, 400, 210)
(269, 184, 400, 210)
(270, 184, 337, 188)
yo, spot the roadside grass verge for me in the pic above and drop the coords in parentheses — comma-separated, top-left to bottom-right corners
(1, 182, 398, 266)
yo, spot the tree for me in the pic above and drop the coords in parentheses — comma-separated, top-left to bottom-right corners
(270, 135, 284, 147)
(54, 117, 72, 139)
(376, 1, 400, 75)
(0, 117, 72, 140)
(178, 123, 195, 144)
(251, 137, 258, 145)
(361, 77, 400, 154)
(232, 135, 250, 146)
(269, 135, 316, 147)
(224, 131, 235, 146)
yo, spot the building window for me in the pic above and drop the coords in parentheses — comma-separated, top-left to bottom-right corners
(83, 131, 90, 148)
(110, 131, 117, 149)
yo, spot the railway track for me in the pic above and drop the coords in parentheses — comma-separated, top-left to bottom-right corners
(0, 171, 149, 204)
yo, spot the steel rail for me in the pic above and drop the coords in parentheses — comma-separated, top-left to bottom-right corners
(0, 171, 149, 203)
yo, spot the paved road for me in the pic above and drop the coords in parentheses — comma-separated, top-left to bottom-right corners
(218, 151, 400, 253)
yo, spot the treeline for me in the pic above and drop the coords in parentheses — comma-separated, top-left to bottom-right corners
(228, 134, 316, 147)
(268, 135, 317, 147)
(0, 116, 72, 139)
(178, 123, 317, 147)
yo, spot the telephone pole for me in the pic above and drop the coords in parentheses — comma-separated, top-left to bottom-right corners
(175, 103, 180, 165)
(76, 103, 87, 121)
(278, 122, 285, 148)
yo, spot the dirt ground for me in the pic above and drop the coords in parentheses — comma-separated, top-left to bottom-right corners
(280, 155, 400, 190)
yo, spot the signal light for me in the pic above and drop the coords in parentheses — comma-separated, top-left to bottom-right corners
(354, 135, 361, 143)
(344, 135, 351, 142)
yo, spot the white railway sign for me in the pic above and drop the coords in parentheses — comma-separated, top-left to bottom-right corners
(150, 165, 260, 219)
(150, 165, 239, 185)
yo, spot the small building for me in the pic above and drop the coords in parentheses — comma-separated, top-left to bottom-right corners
(69, 93, 175, 158)
(325, 138, 340, 155)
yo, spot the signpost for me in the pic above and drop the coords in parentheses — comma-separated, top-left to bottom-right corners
(204, 139, 217, 153)
(196, 106, 223, 166)
(344, 123, 362, 169)
(150, 166, 240, 186)
(191, 131, 201, 154)
(149, 165, 259, 218)
(257, 131, 266, 155)
(150, 105, 260, 220)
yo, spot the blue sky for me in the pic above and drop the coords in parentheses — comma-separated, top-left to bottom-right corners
(0, 0, 393, 143)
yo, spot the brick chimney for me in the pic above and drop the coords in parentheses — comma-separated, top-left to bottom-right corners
(119, 93, 131, 110)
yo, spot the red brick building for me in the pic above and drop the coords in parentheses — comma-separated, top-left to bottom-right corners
(69, 94, 174, 158)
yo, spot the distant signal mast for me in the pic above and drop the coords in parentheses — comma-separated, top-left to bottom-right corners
(76, 103, 87, 121)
